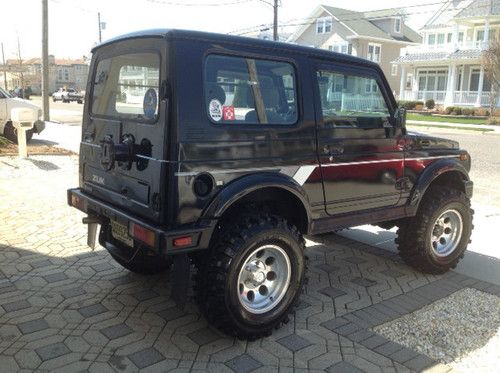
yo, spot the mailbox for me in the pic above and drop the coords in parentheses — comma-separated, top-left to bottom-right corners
(11, 107, 37, 158)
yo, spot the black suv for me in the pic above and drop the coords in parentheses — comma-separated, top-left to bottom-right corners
(68, 29, 473, 339)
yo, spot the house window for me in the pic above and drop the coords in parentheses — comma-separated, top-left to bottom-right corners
(458, 32, 464, 43)
(394, 18, 401, 33)
(328, 41, 350, 54)
(367, 43, 381, 63)
(428, 34, 436, 45)
(316, 17, 332, 34)
(417, 69, 448, 92)
(406, 73, 413, 90)
(447, 33, 452, 43)
(391, 64, 398, 76)
(476, 30, 484, 42)
(437, 33, 445, 44)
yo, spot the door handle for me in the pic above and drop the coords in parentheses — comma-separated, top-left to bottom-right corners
(323, 143, 344, 162)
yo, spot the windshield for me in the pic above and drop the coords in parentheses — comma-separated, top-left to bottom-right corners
(91, 52, 160, 121)
(0, 86, 12, 98)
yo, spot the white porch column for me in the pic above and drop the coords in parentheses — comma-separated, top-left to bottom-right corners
(452, 23, 459, 49)
(483, 19, 490, 49)
(475, 66, 485, 107)
(399, 65, 407, 100)
(444, 64, 457, 107)
(412, 67, 418, 100)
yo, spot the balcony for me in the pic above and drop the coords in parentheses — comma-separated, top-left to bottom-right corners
(404, 40, 489, 54)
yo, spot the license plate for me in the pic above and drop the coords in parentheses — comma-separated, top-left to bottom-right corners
(111, 220, 134, 247)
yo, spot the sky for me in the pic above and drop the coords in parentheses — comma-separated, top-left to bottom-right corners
(1, 0, 442, 60)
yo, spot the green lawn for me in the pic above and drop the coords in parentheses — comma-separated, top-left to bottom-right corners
(407, 113, 487, 125)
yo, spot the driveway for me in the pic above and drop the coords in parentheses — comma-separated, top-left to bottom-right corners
(0, 155, 498, 372)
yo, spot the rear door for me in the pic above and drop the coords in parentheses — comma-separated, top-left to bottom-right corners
(314, 63, 404, 215)
(80, 38, 169, 224)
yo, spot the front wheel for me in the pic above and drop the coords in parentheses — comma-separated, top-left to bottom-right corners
(195, 214, 306, 339)
(396, 186, 473, 274)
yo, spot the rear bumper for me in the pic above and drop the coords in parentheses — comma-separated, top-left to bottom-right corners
(67, 188, 216, 256)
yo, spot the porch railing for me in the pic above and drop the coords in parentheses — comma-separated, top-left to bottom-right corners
(453, 91, 499, 107)
(401, 90, 446, 103)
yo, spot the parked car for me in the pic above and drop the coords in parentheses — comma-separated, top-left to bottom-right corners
(68, 29, 474, 339)
(52, 87, 83, 103)
(0, 86, 45, 142)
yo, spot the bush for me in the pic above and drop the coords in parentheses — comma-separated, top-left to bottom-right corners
(397, 100, 425, 110)
(425, 99, 435, 109)
(461, 108, 475, 116)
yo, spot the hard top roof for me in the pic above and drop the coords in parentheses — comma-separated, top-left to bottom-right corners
(91, 28, 379, 69)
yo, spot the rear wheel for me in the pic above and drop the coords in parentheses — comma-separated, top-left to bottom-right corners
(195, 213, 306, 339)
(396, 186, 473, 274)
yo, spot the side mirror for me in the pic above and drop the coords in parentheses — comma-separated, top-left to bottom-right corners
(394, 107, 406, 128)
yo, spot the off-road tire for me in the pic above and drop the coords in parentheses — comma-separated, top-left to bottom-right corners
(194, 213, 306, 339)
(396, 186, 473, 274)
(3, 122, 33, 144)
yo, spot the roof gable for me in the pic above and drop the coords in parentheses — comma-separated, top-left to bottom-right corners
(289, 5, 421, 44)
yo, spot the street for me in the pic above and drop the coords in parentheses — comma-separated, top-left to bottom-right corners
(30, 96, 83, 125)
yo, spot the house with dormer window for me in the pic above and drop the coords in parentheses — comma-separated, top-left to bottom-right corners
(393, 0, 500, 107)
(287, 5, 421, 96)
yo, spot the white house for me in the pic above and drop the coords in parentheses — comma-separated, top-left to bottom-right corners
(393, 0, 500, 107)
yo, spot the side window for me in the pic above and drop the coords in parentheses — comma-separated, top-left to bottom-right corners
(204, 54, 297, 125)
(316, 70, 390, 128)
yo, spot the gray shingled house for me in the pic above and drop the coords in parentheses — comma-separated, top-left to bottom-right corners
(287, 5, 421, 96)
(393, 0, 500, 108)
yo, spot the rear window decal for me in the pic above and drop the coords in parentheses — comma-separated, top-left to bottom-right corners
(223, 106, 235, 121)
(143, 88, 157, 119)
(209, 99, 223, 121)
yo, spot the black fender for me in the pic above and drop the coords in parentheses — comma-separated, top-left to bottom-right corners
(201, 172, 313, 233)
(409, 157, 472, 209)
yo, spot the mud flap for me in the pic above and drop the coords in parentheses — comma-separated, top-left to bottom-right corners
(171, 253, 190, 308)
(83, 216, 102, 250)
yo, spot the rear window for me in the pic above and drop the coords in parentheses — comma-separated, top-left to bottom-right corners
(91, 53, 160, 121)
(204, 54, 297, 125)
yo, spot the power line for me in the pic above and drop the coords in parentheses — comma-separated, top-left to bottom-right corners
(146, 0, 253, 6)
(231, 0, 493, 36)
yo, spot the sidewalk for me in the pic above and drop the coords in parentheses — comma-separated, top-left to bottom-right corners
(407, 119, 500, 133)
(32, 121, 81, 153)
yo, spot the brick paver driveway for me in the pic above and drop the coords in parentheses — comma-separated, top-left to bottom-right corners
(0, 155, 498, 372)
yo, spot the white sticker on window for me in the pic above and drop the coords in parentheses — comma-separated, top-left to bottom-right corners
(209, 99, 223, 121)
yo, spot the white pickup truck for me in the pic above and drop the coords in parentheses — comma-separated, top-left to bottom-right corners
(52, 87, 84, 103)
(0, 87, 45, 143)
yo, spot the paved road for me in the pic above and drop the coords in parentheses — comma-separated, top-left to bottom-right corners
(29, 96, 83, 124)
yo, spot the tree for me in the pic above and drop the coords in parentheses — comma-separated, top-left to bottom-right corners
(482, 39, 500, 117)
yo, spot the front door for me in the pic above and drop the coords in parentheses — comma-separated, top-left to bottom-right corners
(314, 64, 404, 215)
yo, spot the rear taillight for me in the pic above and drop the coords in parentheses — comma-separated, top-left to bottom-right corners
(173, 236, 193, 248)
(71, 194, 85, 210)
(128, 222, 155, 247)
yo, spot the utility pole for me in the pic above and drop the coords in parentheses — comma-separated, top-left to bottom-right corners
(273, 0, 278, 41)
(98, 12, 102, 43)
(1, 43, 7, 90)
(42, 0, 50, 121)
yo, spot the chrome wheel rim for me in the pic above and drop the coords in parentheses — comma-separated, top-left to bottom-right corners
(430, 209, 463, 257)
(237, 244, 291, 314)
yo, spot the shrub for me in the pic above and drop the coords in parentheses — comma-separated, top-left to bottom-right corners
(451, 107, 462, 115)
(474, 107, 490, 116)
(461, 108, 475, 116)
(425, 99, 435, 109)
(397, 100, 424, 110)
